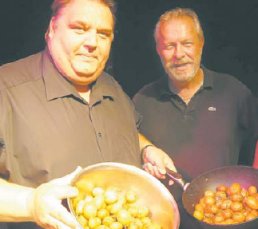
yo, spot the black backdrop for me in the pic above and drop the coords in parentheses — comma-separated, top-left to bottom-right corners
(1, 0, 258, 97)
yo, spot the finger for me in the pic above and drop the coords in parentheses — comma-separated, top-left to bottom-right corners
(51, 167, 82, 186)
(168, 179, 175, 186)
(49, 204, 81, 229)
(143, 163, 155, 176)
(45, 216, 74, 229)
(50, 185, 79, 200)
(144, 163, 166, 179)
(164, 158, 177, 172)
(152, 166, 166, 179)
(165, 161, 177, 173)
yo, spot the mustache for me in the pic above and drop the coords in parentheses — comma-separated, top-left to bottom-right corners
(77, 53, 98, 59)
(172, 61, 192, 67)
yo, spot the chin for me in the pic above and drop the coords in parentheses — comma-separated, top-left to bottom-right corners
(71, 77, 97, 86)
(73, 61, 98, 72)
(74, 66, 97, 76)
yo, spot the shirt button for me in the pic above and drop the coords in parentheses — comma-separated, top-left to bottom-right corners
(98, 132, 102, 138)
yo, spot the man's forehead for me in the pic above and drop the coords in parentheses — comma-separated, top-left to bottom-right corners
(162, 16, 195, 29)
(55, 0, 114, 29)
(159, 17, 197, 36)
(56, 0, 108, 16)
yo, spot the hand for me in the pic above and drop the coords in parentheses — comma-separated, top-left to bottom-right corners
(28, 167, 82, 229)
(142, 145, 177, 184)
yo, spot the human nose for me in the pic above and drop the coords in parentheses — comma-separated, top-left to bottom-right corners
(173, 44, 185, 60)
(83, 29, 97, 51)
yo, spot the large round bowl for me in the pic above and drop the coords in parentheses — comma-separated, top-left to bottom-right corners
(68, 162, 180, 229)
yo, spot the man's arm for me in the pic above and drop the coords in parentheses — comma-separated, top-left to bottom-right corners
(0, 178, 34, 221)
(0, 168, 81, 229)
(138, 133, 177, 179)
(253, 141, 258, 169)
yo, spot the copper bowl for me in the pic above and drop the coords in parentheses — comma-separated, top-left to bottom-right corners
(182, 166, 258, 229)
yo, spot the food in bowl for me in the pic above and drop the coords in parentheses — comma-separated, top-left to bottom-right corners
(193, 182, 258, 225)
(67, 163, 180, 228)
(71, 181, 162, 228)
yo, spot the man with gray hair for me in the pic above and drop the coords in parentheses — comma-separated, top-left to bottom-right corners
(0, 0, 176, 228)
(134, 7, 257, 228)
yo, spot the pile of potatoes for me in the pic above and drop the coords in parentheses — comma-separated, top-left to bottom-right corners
(193, 183, 258, 225)
(71, 179, 162, 229)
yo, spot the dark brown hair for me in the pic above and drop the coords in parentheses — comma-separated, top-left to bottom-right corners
(51, 0, 116, 20)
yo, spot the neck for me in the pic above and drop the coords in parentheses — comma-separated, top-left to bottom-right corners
(169, 68, 204, 104)
(75, 85, 91, 103)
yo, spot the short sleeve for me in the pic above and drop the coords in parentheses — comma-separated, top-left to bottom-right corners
(0, 92, 8, 179)
(238, 92, 258, 165)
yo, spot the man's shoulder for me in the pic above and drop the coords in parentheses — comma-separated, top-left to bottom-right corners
(0, 52, 43, 90)
(97, 71, 130, 99)
(98, 71, 124, 93)
(134, 78, 164, 98)
(204, 67, 251, 94)
(133, 77, 163, 102)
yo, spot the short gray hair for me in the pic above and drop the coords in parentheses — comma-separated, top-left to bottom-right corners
(154, 7, 204, 42)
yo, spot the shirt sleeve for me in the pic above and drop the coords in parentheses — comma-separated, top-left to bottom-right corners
(0, 138, 8, 178)
(253, 141, 258, 169)
(134, 108, 142, 130)
(238, 92, 258, 165)
(0, 92, 9, 180)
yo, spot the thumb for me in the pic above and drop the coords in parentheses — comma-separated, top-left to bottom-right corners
(50, 166, 82, 186)
(50, 185, 79, 200)
(163, 157, 177, 173)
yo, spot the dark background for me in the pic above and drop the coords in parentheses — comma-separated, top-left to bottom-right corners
(0, 0, 258, 97)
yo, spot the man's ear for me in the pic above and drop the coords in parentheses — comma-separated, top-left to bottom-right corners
(46, 17, 56, 40)
(200, 36, 205, 49)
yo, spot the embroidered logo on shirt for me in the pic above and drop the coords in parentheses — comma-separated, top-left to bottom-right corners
(208, 106, 216, 111)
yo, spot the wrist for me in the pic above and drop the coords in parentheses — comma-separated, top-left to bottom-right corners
(141, 144, 154, 157)
(24, 187, 36, 222)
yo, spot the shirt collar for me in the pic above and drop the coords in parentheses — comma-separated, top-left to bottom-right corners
(90, 72, 116, 105)
(41, 49, 78, 101)
(158, 66, 214, 99)
(41, 49, 115, 102)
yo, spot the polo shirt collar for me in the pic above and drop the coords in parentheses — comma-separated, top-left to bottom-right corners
(90, 72, 116, 104)
(42, 50, 78, 101)
(158, 66, 214, 99)
(41, 49, 115, 102)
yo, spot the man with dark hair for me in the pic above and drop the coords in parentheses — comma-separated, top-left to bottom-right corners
(0, 1, 175, 228)
(133, 7, 258, 228)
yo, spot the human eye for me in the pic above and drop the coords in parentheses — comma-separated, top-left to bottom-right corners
(69, 24, 86, 34)
(183, 42, 193, 47)
(98, 30, 113, 39)
(165, 44, 175, 50)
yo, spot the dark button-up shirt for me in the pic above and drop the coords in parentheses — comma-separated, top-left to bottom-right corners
(0, 50, 141, 188)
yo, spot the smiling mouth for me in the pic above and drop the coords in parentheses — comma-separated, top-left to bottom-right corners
(78, 53, 97, 57)
(172, 62, 192, 70)
(173, 62, 189, 67)
(77, 54, 97, 62)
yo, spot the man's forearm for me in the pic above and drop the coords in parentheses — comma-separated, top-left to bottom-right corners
(0, 179, 34, 222)
(253, 141, 258, 169)
(138, 133, 153, 152)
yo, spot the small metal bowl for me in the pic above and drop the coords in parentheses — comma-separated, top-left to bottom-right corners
(68, 162, 180, 229)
